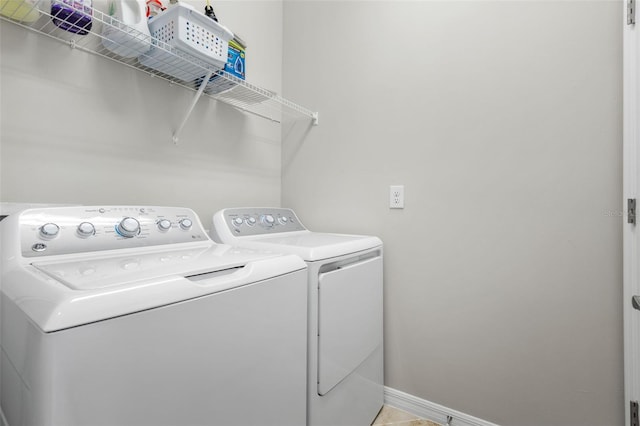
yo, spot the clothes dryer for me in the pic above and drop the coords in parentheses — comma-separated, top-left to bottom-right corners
(0, 205, 307, 426)
(211, 207, 384, 426)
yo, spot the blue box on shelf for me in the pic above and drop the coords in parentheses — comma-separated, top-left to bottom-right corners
(225, 39, 245, 80)
(201, 38, 245, 95)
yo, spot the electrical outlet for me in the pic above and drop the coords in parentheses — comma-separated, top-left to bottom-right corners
(390, 185, 404, 209)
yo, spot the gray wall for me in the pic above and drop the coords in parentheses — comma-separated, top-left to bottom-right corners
(0, 0, 283, 224)
(282, 2, 623, 426)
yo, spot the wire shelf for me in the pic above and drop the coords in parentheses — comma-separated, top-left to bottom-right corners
(0, 0, 318, 127)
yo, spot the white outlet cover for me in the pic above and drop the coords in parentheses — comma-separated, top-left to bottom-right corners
(390, 185, 404, 209)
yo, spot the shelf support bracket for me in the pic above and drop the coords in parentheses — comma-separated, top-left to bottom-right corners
(172, 70, 213, 144)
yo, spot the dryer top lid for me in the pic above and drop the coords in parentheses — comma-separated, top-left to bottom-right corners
(228, 231, 382, 262)
(212, 207, 381, 261)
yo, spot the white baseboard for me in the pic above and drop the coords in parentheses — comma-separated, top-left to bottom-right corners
(384, 387, 501, 426)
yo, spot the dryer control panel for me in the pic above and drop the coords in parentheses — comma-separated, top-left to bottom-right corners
(219, 208, 306, 237)
(18, 206, 209, 257)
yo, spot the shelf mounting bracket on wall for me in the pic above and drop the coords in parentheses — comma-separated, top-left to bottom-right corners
(172, 71, 213, 145)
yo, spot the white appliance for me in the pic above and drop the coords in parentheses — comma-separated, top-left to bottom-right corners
(0, 205, 308, 426)
(211, 207, 384, 426)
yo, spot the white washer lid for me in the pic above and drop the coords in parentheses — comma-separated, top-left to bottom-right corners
(4, 244, 306, 332)
(234, 231, 382, 261)
(33, 244, 237, 290)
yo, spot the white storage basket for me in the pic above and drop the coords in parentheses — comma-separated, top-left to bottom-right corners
(138, 3, 233, 82)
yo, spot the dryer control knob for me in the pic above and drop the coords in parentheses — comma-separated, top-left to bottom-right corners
(261, 215, 275, 226)
(40, 223, 60, 239)
(157, 219, 172, 231)
(179, 218, 193, 230)
(77, 222, 95, 237)
(278, 216, 288, 225)
(232, 217, 244, 227)
(117, 217, 140, 238)
(247, 217, 257, 226)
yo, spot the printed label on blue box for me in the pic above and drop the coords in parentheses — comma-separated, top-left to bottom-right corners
(225, 41, 245, 80)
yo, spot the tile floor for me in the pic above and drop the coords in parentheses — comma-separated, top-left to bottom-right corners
(372, 405, 441, 426)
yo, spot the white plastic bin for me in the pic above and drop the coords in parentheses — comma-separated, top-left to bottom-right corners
(138, 3, 233, 82)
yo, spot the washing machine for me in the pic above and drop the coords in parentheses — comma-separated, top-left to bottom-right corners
(0, 205, 308, 426)
(211, 207, 384, 426)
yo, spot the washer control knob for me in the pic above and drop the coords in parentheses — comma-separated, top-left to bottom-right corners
(247, 217, 256, 226)
(40, 223, 60, 239)
(117, 217, 140, 238)
(157, 219, 172, 231)
(261, 215, 275, 226)
(278, 216, 289, 225)
(179, 218, 193, 230)
(77, 222, 95, 237)
(232, 217, 244, 227)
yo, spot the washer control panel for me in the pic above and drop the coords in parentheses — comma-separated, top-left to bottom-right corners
(223, 208, 306, 236)
(19, 206, 209, 257)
